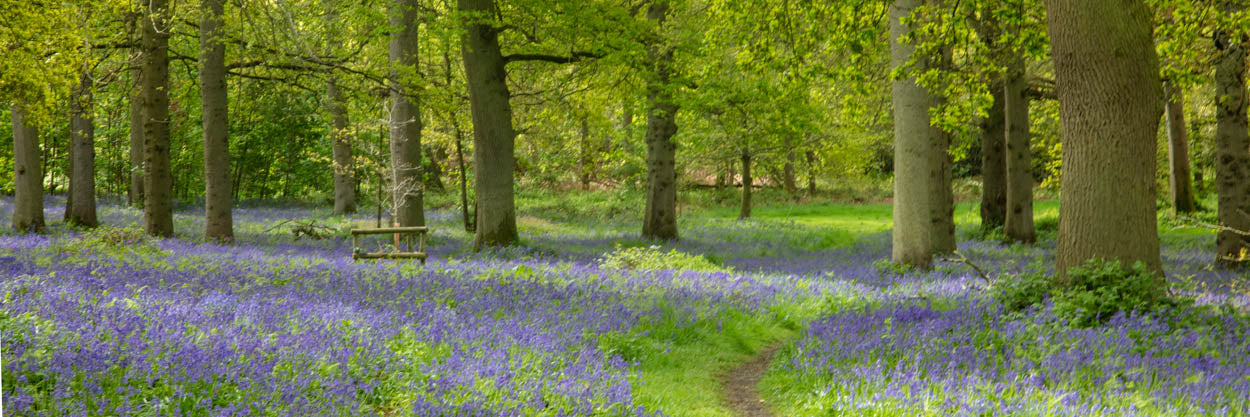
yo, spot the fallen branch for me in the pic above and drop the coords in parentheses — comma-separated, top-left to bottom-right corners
(941, 250, 993, 285)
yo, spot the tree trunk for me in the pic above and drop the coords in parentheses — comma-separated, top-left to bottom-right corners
(806, 150, 817, 194)
(459, 0, 518, 248)
(389, 0, 425, 228)
(1215, 20, 1250, 267)
(783, 137, 797, 194)
(980, 78, 1007, 230)
(739, 146, 752, 220)
(1046, 0, 1163, 276)
(68, 72, 98, 228)
(327, 79, 357, 215)
(1004, 57, 1034, 243)
(580, 116, 594, 190)
(1164, 82, 1197, 214)
(142, 0, 173, 238)
(201, 0, 232, 242)
(642, 0, 680, 240)
(12, 104, 45, 233)
(890, 0, 955, 268)
(422, 144, 447, 192)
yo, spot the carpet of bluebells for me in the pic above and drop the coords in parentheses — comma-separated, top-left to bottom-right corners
(2, 196, 1249, 417)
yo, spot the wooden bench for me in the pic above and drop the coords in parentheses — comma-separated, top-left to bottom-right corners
(350, 226, 429, 264)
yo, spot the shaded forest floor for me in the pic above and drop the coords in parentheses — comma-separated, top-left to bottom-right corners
(1, 190, 1248, 416)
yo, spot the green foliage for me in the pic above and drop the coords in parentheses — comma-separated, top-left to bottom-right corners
(1055, 259, 1184, 327)
(598, 244, 731, 273)
(990, 262, 1053, 312)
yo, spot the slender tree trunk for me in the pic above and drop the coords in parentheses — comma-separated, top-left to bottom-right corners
(890, 0, 955, 268)
(201, 0, 232, 242)
(128, 23, 145, 209)
(1215, 20, 1250, 266)
(444, 42, 474, 233)
(1046, 0, 1163, 276)
(783, 137, 797, 194)
(459, 0, 518, 248)
(68, 72, 98, 228)
(739, 146, 752, 219)
(1004, 57, 1034, 243)
(142, 0, 173, 237)
(580, 116, 594, 190)
(806, 150, 817, 194)
(1164, 82, 1197, 214)
(390, 0, 425, 228)
(12, 104, 45, 233)
(642, 0, 680, 240)
(980, 78, 1007, 230)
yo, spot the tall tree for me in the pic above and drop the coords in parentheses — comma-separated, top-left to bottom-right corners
(129, 68, 145, 208)
(641, 0, 680, 240)
(1046, 0, 1163, 275)
(141, 0, 173, 237)
(980, 80, 1007, 230)
(68, 72, 99, 228)
(1163, 81, 1197, 214)
(202, 0, 233, 242)
(890, 0, 956, 268)
(389, 0, 425, 227)
(1214, 14, 1250, 266)
(327, 79, 357, 215)
(11, 105, 46, 233)
(1003, 56, 1034, 242)
(460, 0, 519, 248)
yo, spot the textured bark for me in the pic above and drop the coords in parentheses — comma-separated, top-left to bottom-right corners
(142, 0, 174, 238)
(12, 105, 45, 233)
(739, 147, 752, 219)
(642, 0, 680, 240)
(389, 0, 425, 228)
(1214, 22, 1250, 266)
(980, 78, 1007, 230)
(1164, 82, 1197, 214)
(460, 0, 518, 248)
(890, 0, 955, 268)
(129, 70, 145, 208)
(783, 137, 797, 194)
(1046, 0, 1163, 276)
(327, 79, 357, 214)
(1004, 58, 1034, 243)
(68, 73, 98, 228)
(201, 0, 233, 242)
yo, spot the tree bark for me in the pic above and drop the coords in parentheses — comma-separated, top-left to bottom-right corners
(327, 79, 357, 215)
(642, 0, 680, 240)
(1164, 82, 1197, 214)
(459, 0, 518, 248)
(806, 150, 817, 194)
(12, 104, 45, 233)
(1046, 0, 1163, 276)
(1214, 20, 1250, 266)
(1004, 57, 1034, 243)
(389, 0, 425, 228)
(68, 72, 98, 228)
(201, 0, 232, 242)
(580, 116, 594, 190)
(129, 69, 145, 208)
(980, 78, 1007, 230)
(890, 0, 955, 268)
(783, 137, 797, 194)
(142, 0, 174, 238)
(739, 146, 752, 219)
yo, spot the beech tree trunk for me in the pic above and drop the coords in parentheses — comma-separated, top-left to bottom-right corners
(783, 137, 797, 194)
(1046, 0, 1163, 276)
(1164, 82, 1197, 214)
(12, 105, 45, 233)
(890, 0, 955, 268)
(68, 73, 98, 228)
(201, 0, 233, 242)
(1004, 57, 1034, 243)
(390, 0, 425, 228)
(459, 0, 518, 248)
(980, 78, 1007, 230)
(739, 147, 752, 219)
(129, 70, 145, 209)
(1214, 22, 1250, 266)
(142, 0, 174, 238)
(642, 0, 680, 240)
(327, 79, 357, 215)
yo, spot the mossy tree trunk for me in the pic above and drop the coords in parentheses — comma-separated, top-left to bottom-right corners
(1164, 82, 1197, 214)
(1004, 57, 1034, 243)
(12, 104, 45, 233)
(642, 0, 680, 240)
(1214, 17, 1250, 266)
(69, 72, 99, 228)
